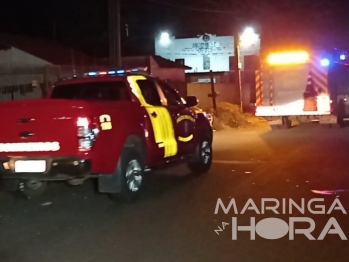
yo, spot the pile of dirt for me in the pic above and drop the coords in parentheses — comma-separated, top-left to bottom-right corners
(206, 102, 249, 130)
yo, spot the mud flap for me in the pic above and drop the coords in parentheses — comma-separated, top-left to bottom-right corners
(98, 173, 122, 193)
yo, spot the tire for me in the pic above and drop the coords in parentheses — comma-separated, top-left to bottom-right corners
(282, 116, 292, 129)
(188, 138, 212, 174)
(109, 150, 144, 203)
(19, 180, 47, 198)
(337, 99, 345, 128)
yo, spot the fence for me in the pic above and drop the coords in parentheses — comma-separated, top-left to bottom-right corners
(0, 65, 107, 102)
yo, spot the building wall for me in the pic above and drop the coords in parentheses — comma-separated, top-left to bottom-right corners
(0, 47, 50, 65)
(155, 33, 260, 73)
(150, 59, 185, 82)
(150, 57, 187, 97)
(186, 72, 233, 83)
(155, 34, 234, 73)
(187, 82, 250, 110)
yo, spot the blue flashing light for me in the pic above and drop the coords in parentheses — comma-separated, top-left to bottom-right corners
(86, 68, 147, 77)
(340, 54, 346, 60)
(106, 69, 128, 75)
(320, 58, 330, 67)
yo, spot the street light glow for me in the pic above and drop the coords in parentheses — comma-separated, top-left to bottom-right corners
(160, 32, 171, 46)
(240, 27, 259, 47)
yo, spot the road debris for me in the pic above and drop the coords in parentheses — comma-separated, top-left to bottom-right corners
(40, 202, 52, 206)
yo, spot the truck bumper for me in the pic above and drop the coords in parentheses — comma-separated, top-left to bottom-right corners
(0, 156, 91, 181)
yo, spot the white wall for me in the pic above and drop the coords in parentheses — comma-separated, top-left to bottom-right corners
(155, 34, 234, 73)
(0, 47, 51, 65)
(155, 33, 260, 73)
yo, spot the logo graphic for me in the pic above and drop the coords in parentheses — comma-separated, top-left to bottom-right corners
(99, 114, 112, 130)
(176, 115, 195, 142)
(202, 34, 210, 42)
(214, 198, 347, 240)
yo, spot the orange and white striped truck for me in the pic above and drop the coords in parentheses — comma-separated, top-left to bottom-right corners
(254, 49, 349, 128)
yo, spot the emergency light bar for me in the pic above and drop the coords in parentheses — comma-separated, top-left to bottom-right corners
(84, 67, 148, 77)
(321, 59, 330, 67)
(267, 51, 310, 65)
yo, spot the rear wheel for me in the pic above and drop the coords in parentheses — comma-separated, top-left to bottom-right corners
(282, 116, 292, 128)
(19, 180, 47, 198)
(109, 150, 144, 203)
(188, 138, 212, 174)
(337, 99, 345, 127)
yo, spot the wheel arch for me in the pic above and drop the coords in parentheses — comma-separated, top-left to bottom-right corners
(123, 134, 147, 160)
(195, 114, 213, 144)
(98, 133, 146, 194)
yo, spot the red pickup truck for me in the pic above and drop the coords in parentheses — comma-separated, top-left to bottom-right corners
(0, 68, 213, 201)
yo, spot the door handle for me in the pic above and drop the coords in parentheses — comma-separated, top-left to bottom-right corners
(20, 131, 34, 138)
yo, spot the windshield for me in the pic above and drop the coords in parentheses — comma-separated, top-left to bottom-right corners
(50, 81, 131, 101)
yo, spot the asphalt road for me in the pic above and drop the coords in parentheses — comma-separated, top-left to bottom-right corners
(1, 123, 349, 262)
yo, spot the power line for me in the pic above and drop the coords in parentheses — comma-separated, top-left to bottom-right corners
(145, 0, 234, 14)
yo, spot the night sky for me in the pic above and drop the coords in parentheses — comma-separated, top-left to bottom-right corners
(1, 0, 349, 57)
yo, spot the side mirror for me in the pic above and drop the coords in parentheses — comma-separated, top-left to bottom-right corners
(185, 96, 198, 107)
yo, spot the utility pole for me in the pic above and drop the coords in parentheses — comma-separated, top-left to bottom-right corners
(234, 31, 243, 112)
(109, 0, 122, 67)
(116, 0, 121, 67)
(209, 70, 217, 112)
(52, 20, 56, 43)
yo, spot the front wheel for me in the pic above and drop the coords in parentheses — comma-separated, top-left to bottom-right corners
(109, 150, 144, 203)
(188, 138, 212, 174)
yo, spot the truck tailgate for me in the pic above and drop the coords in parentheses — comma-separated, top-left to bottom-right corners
(0, 99, 89, 156)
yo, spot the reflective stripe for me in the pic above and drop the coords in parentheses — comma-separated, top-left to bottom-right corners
(310, 56, 329, 93)
(178, 135, 194, 142)
(157, 107, 177, 157)
(255, 70, 263, 106)
(127, 76, 178, 158)
(269, 68, 274, 106)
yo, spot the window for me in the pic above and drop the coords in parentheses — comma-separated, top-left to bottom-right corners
(158, 81, 183, 106)
(175, 58, 185, 65)
(203, 56, 210, 70)
(51, 81, 130, 101)
(136, 79, 162, 106)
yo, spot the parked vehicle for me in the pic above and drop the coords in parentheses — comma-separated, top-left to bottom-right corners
(254, 49, 348, 127)
(0, 68, 213, 201)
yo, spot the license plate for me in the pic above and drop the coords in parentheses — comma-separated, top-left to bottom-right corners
(14, 160, 46, 173)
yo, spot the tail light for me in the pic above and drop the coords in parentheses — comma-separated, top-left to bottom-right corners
(77, 117, 99, 151)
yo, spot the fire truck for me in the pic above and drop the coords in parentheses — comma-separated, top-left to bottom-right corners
(255, 49, 349, 128)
